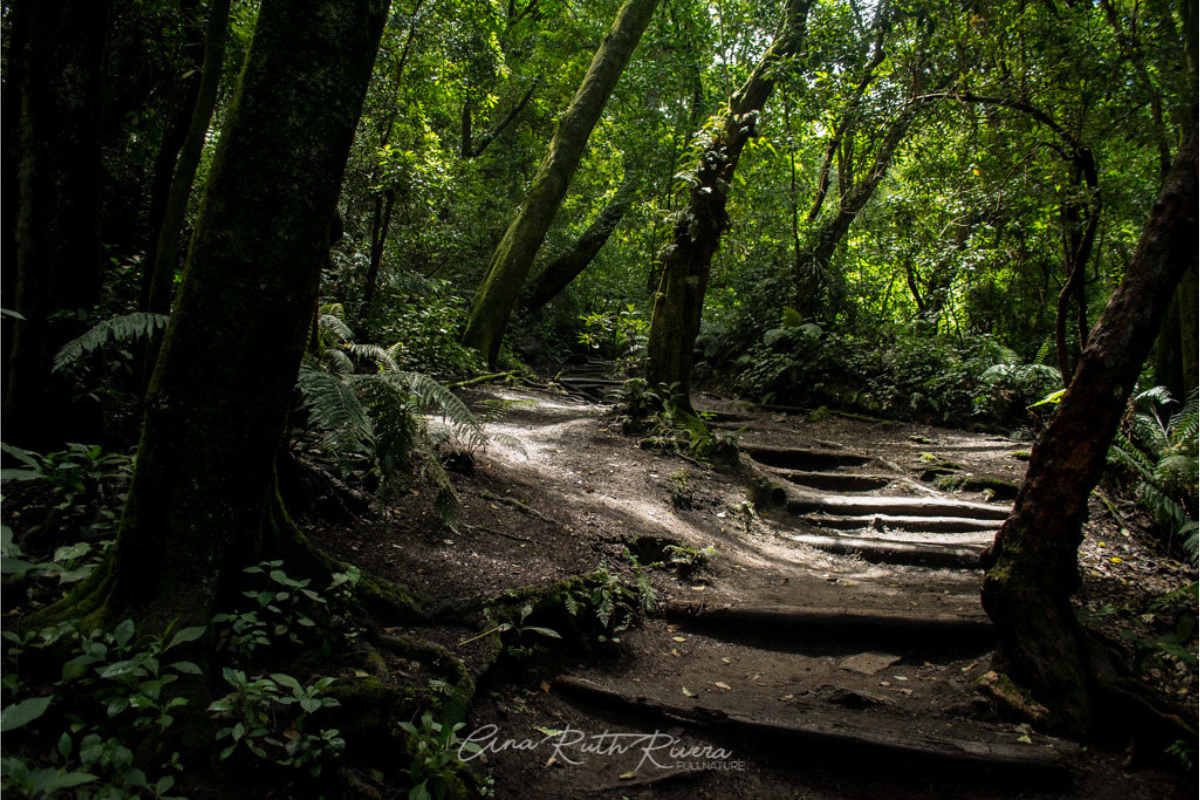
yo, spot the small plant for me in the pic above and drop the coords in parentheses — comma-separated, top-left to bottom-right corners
(207, 668, 344, 776)
(577, 304, 648, 365)
(399, 709, 480, 800)
(457, 604, 561, 649)
(663, 543, 717, 578)
(1, 441, 133, 539)
(212, 561, 359, 661)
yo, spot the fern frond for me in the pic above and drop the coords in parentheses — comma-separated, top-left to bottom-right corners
(53, 313, 169, 372)
(346, 342, 399, 373)
(317, 313, 354, 345)
(297, 362, 374, 461)
(1135, 385, 1177, 409)
(1107, 437, 1155, 479)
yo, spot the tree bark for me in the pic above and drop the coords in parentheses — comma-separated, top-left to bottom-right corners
(645, 0, 813, 412)
(521, 167, 639, 313)
(61, 0, 389, 631)
(980, 125, 1198, 734)
(462, 0, 660, 368)
(2, 0, 112, 447)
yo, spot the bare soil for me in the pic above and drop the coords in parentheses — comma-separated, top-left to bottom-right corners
(306, 378, 1198, 799)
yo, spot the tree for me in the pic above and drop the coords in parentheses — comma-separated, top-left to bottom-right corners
(644, 0, 812, 414)
(43, 0, 391, 633)
(461, 0, 660, 368)
(1, 0, 113, 447)
(980, 125, 1197, 734)
(521, 165, 641, 313)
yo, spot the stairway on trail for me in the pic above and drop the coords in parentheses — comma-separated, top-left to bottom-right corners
(539, 401, 1083, 794)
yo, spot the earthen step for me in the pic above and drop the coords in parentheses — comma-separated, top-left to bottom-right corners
(788, 532, 986, 569)
(786, 493, 1010, 521)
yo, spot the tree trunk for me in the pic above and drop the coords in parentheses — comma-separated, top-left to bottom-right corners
(793, 102, 920, 318)
(521, 168, 639, 313)
(1053, 151, 1102, 386)
(980, 125, 1197, 734)
(56, 0, 389, 632)
(2, 0, 112, 448)
(362, 186, 398, 310)
(139, 0, 205, 313)
(145, 0, 232, 317)
(462, 0, 659, 368)
(645, 0, 813, 412)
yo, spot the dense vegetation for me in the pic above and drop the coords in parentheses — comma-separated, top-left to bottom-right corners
(1, 0, 1196, 795)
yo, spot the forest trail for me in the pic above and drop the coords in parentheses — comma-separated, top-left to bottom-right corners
(408, 371, 1190, 800)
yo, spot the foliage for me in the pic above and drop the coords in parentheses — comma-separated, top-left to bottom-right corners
(211, 561, 361, 663)
(207, 668, 344, 775)
(1, 442, 134, 541)
(52, 313, 169, 375)
(1108, 387, 1200, 559)
(297, 308, 518, 531)
(734, 318, 1042, 427)
(0, 619, 201, 799)
(577, 303, 649, 368)
(398, 708, 480, 800)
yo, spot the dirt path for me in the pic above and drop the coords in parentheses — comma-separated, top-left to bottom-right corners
(313, 373, 1194, 798)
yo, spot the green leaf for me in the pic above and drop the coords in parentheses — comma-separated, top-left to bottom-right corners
(170, 661, 204, 675)
(98, 660, 143, 679)
(300, 697, 322, 714)
(165, 626, 207, 651)
(112, 619, 136, 648)
(1, 696, 52, 732)
(270, 673, 303, 691)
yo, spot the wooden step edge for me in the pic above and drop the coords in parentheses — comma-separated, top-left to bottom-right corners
(787, 533, 985, 568)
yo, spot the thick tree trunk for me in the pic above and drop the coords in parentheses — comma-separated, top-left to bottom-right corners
(645, 0, 813, 412)
(980, 126, 1197, 734)
(145, 0, 232, 317)
(462, 0, 659, 367)
(62, 0, 389, 631)
(521, 168, 639, 313)
(2, 0, 112, 447)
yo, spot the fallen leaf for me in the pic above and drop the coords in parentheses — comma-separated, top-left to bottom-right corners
(540, 680, 551, 693)
(671, 648, 681, 657)
(714, 682, 732, 691)
(619, 771, 638, 780)
(721, 657, 732, 665)
(682, 686, 697, 698)
(534, 726, 564, 737)
(672, 636, 687, 643)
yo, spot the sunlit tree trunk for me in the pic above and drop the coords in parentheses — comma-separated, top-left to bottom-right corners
(1, 0, 112, 448)
(50, 0, 390, 633)
(521, 168, 640, 313)
(462, 0, 659, 368)
(646, 0, 813, 413)
(980, 126, 1197, 734)
(646, 0, 814, 412)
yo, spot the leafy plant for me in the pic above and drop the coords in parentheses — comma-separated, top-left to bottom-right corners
(207, 668, 344, 775)
(398, 709, 479, 800)
(52, 313, 169, 374)
(1108, 387, 1199, 559)
(297, 307, 519, 531)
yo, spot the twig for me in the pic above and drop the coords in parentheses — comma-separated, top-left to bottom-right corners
(480, 489, 559, 524)
(448, 371, 516, 389)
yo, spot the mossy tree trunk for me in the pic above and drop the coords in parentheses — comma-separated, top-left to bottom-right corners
(980, 125, 1197, 734)
(57, 0, 389, 633)
(645, 0, 813, 413)
(461, 0, 659, 368)
(521, 167, 640, 314)
(1, 0, 112, 448)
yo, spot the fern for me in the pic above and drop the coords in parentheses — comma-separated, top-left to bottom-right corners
(53, 313, 169, 372)
(295, 308, 514, 532)
(1109, 386, 1199, 553)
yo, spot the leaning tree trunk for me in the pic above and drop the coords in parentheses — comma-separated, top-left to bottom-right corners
(52, 0, 390, 633)
(462, 0, 659, 368)
(645, 0, 813, 412)
(980, 125, 1197, 735)
(2, 0, 112, 448)
(521, 167, 640, 313)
